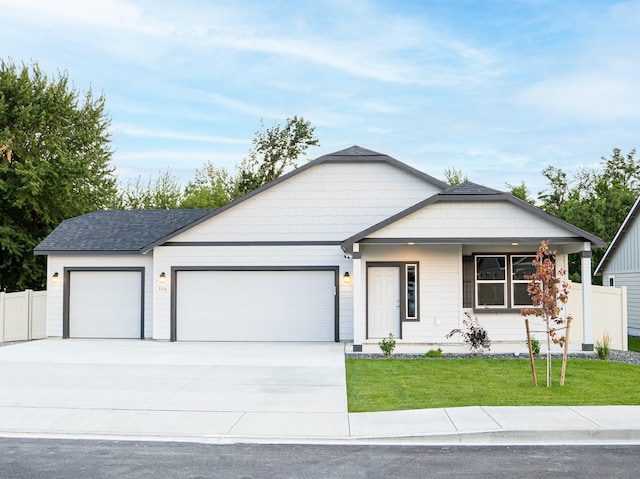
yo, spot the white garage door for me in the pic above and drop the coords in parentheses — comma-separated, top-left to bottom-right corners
(176, 270, 336, 341)
(68, 270, 142, 339)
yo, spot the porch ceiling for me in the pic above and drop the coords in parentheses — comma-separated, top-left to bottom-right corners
(346, 237, 593, 255)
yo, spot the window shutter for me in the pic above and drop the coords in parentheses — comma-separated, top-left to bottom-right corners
(463, 256, 474, 308)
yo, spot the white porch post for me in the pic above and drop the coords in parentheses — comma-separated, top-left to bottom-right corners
(352, 243, 365, 352)
(581, 242, 594, 351)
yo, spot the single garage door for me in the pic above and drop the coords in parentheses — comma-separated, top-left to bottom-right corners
(68, 270, 143, 339)
(175, 269, 336, 341)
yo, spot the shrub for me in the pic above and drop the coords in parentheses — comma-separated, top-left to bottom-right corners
(446, 312, 491, 354)
(528, 336, 541, 355)
(595, 332, 611, 360)
(425, 348, 443, 358)
(378, 333, 396, 357)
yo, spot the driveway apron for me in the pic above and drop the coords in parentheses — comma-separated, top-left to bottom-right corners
(0, 339, 349, 439)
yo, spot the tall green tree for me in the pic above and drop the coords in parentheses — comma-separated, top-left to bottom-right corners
(112, 170, 182, 210)
(181, 162, 232, 209)
(0, 60, 116, 291)
(233, 116, 319, 199)
(506, 181, 535, 205)
(537, 148, 639, 282)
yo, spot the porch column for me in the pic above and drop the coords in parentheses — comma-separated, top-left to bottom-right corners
(581, 242, 593, 351)
(352, 244, 365, 352)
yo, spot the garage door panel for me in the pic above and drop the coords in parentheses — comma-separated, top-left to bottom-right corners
(176, 270, 335, 341)
(69, 271, 142, 339)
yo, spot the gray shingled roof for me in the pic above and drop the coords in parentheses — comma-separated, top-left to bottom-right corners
(440, 180, 503, 195)
(34, 209, 214, 254)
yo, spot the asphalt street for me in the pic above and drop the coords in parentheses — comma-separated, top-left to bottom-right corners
(1, 439, 639, 479)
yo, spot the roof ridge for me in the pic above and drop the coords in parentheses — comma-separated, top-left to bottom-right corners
(440, 180, 503, 195)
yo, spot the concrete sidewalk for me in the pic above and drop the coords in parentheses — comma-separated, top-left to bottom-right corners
(1, 340, 639, 444)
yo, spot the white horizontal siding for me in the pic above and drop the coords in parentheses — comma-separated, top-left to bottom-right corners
(171, 162, 442, 242)
(357, 246, 578, 349)
(45, 254, 153, 338)
(360, 244, 462, 343)
(368, 201, 572, 239)
(152, 245, 353, 341)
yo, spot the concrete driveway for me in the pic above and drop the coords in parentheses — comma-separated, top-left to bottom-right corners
(0, 339, 349, 439)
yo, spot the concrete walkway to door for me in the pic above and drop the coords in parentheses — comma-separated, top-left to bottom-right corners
(0, 339, 349, 439)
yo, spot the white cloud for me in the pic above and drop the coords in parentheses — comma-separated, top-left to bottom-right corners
(2, 0, 172, 37)
(112, 124, 249, 145)
(520, 70, 640, 121)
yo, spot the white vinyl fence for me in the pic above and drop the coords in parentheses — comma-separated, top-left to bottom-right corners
(0, 290, 47, 343)
(568, 284, 628, 351)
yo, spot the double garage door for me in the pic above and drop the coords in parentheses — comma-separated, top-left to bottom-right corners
(175, 269, 337, 342)
(66, 269, 337, 341)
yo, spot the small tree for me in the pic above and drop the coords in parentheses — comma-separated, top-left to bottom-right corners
(522, 241, 573, 387)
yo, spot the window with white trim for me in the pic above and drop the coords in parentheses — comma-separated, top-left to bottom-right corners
(473, 254, 536, 309)
(476, 255, 507, 307)
(511, 256, 537, 307)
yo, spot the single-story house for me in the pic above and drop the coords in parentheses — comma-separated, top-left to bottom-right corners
(35, 146, 607, 352)
(595, 194, 640, 336)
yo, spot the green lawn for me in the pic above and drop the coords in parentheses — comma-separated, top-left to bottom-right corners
(346, 358, 640, 412)
(629, 336, 640, 352)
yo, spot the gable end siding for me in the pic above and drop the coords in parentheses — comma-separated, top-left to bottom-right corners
(601, 214, 640, 275)
(367, 201, 574, 239)
(170, 162, 443, 243)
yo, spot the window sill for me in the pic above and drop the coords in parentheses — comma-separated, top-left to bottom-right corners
(473, 308, 524, 314)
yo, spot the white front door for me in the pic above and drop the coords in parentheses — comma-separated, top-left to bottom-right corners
(367, 266, 400, 339)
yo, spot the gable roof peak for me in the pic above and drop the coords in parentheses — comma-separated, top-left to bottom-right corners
(328, 145, 386, 157)
(440, 180, 503, 195)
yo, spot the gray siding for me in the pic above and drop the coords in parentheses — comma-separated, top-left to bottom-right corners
(604, 213, 640, 273)
(606, 272, 640, 335)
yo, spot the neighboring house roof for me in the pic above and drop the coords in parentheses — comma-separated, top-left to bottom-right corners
(341, 180, 606, 251)
(137, 145, 450, 252)
(594, 193, 640, 276)
(34, 209, 213, 255)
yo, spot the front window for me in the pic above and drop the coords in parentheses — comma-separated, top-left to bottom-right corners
(511, 256, 536, 307)
(476, 255, 507, 307)
(474, 254, 536, 309)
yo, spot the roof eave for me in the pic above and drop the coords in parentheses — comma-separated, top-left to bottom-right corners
(33, 249, 144, 256)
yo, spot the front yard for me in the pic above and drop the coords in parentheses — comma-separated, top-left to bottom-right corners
(346, 358, 640, 412)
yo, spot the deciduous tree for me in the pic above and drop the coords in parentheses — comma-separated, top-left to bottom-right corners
(233, 116, 319, 199)
(181, 162, 232, 209)
(112, 170, 182, 210)
(0, 60, 116, 291)
(443, 166, 467, 186)
(522, 241, 572, 387)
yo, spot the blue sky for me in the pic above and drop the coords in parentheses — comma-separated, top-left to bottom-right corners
(2, 0, 638, 197)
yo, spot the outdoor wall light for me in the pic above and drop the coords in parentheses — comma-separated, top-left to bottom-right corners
(52, 272, 59, 283)
(343, 272, 351, 284)
(159, 272, 166, 284)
